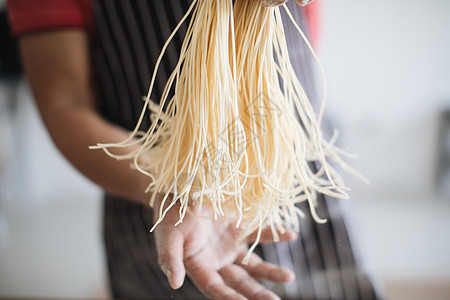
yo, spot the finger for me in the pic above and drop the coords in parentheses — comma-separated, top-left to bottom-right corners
(219, 265, 281, 300)
(237, 253, 295, 283)
(260, 0, 289, 8)
(246, 228, 298, 244)
(186, 259, 246, 300)
(156, 231, 186, 289)
(296, 0, 315, 6)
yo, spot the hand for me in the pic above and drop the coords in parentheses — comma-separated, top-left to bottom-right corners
(153, 198, 298, 300)
(260, 0, 315, 8)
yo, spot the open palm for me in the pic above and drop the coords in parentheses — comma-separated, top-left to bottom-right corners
(153, 203, 297, 300)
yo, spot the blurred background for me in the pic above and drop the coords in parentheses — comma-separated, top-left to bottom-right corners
(0, 0, 449, 299)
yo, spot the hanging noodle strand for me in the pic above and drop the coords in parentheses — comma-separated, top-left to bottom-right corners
(90, 0, 366, 262)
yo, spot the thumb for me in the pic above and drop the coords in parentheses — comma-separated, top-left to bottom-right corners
(156, 231, 186, 289)
(296, 0, 315, 6)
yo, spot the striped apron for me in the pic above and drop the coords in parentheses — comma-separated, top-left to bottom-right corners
(91, 1, 384, 299)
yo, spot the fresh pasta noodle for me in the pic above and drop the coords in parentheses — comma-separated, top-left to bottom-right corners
(91, 0, 365, 261)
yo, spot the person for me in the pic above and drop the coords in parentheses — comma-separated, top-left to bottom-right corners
(8, 0, 383, 299)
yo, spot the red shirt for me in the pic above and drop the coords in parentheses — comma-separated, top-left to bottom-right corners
(7, 0, 94, 36)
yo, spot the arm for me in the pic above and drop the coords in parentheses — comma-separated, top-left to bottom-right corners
(19, 29, 149, 204)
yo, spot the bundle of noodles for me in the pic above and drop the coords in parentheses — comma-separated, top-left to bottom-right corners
(91, 0, 365, 258)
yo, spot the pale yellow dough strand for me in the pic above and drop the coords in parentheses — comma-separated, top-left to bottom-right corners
(91, 0, 365, 259)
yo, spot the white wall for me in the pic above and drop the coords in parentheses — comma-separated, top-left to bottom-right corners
(319, 0, 450, 284)
(320, 0, 450, 199)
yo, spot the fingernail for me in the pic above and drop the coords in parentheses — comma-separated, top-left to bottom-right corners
(278, 270, 295, 282)
(297, 0, 313, 6)
(167, 270, 177, 289)
(161, 266, 173, 286)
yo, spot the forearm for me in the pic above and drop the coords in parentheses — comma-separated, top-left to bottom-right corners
(41, 104, 150, 205)
(19, 30, 150, 206)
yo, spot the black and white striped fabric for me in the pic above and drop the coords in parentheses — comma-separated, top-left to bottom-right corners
(91, 1, 384, 299)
